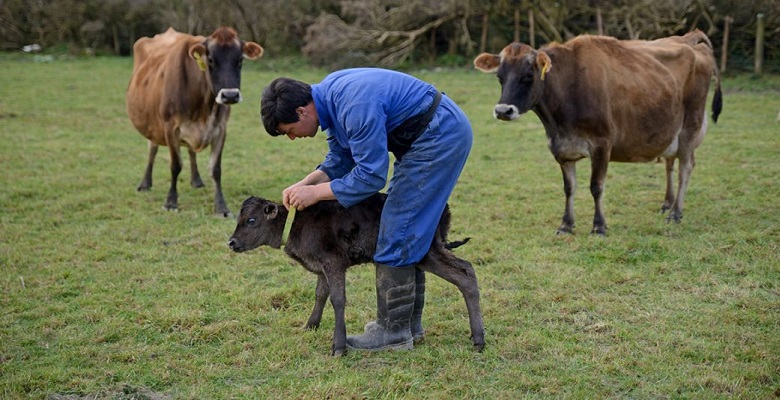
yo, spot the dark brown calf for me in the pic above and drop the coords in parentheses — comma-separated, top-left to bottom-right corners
(228, 193, 485, 356)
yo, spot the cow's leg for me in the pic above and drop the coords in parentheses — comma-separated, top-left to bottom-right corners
(661, 157, 676, 213)
(418, 251, 485, 352)
(208, 108, 232, 217)
(137, 141, 158, 191)
(304, 274, 329, 330)
(557, 161, 577, 234)
(164, 129, 183, 211)
(590, 148, 609, 235)
(188, 147, 205, 188)
(667, 153, 695, 223)
(327, 271, 348, 356)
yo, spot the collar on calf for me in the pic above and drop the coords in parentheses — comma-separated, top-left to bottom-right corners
(282, 207, 296, 245)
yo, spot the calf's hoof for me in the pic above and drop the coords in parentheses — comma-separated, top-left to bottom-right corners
(332, 347, 346, 357)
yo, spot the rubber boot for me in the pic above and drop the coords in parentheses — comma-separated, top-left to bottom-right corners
(410, 267, 426, 342)
(362, 266, 426, 343)
(346, 263, 415, 351)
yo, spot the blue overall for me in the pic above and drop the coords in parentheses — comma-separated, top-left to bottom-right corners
(312, 68, 473, 267)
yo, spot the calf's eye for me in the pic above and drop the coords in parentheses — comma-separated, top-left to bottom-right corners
(247, 218, 256, 225)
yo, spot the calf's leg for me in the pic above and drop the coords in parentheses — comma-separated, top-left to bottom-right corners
(304, 274, 329, 330)
(418, 251, 485, 351)
(327, 271, 348, 356)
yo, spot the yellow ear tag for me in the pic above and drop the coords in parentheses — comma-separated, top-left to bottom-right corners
(540, 64, 550, 81)
(193, 52, 206, 72)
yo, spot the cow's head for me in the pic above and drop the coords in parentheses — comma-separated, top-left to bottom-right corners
(228, 196, 286, 252)
(188, 27, 264, 105)
(474, 43, 552, 121)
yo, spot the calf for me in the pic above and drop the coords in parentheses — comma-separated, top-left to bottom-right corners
(228, 193, 485, 356)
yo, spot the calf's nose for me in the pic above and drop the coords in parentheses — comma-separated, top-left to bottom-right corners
(228, 238, 237, 250)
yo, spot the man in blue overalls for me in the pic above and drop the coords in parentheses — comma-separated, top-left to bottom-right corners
(260, 68, 473, 351)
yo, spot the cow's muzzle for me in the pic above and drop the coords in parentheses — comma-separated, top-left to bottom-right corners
(216, 88, 242, 105)
(494, 104, 519, 121)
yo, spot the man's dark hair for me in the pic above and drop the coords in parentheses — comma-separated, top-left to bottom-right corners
(260, 77, 313, 136)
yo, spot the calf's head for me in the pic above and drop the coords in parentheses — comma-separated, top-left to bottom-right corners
(188, 27, 264, 105)
(474, 43, 551, 121)
(228, 197, 286, 252)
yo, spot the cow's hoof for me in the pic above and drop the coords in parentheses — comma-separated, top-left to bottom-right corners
(191, 179, 205, 188)
(163, 205, 178, 212)
(555, 227, 574, 235)
(473, 342, 485, 353)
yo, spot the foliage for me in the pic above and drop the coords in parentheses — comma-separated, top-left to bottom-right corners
(1, 0, 778, 71)
(1, 54, 779, 398)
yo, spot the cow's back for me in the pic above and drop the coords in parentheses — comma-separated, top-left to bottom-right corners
(543, 36, 698, 161)
(126, 28, 209, 145)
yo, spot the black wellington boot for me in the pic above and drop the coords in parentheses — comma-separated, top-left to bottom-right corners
(411, 267, 426, 342)
(346, 263, 416, 351)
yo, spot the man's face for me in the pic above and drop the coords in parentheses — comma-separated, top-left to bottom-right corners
(277, 103, 318, 140)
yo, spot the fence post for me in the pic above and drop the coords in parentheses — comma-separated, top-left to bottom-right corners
(755, 13, 765, 74)
(721, 16, 732, 73)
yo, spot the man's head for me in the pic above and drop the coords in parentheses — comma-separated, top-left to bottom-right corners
(260, 77, 317, 139)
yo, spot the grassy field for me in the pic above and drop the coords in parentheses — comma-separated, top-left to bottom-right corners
(1, 53, 779, 399)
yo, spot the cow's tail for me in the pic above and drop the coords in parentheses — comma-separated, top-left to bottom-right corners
(445, 237, 471, 250)
(711, 66, 723, 123)
(687, 30, 723, 123)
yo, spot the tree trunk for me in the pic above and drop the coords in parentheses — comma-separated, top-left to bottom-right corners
(480, 13, 488, 53)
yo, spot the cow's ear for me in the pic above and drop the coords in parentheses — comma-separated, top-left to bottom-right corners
(537, 51, 552, 81)
(474, 53, 500, 73)
(188, 43, 207, 71)
(243, 42, 264, 60)
(262, 203, 278, 220)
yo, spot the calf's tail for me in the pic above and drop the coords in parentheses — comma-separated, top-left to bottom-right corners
(445, 237, 471, 250)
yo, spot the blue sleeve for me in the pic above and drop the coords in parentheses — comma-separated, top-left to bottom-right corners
(327, 101, 390, 207)
(317, 136, 355, 181)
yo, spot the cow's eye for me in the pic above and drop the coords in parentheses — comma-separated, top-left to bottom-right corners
(237, 58, 243, 68)
(208, 57, 215, 67)
(247, 218, 256, 225)
(521, 71, 534, 83)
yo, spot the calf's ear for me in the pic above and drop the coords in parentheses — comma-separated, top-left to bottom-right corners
(262, 203, 278, 220)
(474, 53, 500, 73)
(537, 51, 552, 80)
(243, 42, 264, 60)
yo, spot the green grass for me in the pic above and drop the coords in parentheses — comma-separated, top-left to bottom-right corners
(1, 54, 779, 399)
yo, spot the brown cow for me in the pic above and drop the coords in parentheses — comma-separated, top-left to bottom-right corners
(474, 30, 722, 235)
(126, 27, 263, 216)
